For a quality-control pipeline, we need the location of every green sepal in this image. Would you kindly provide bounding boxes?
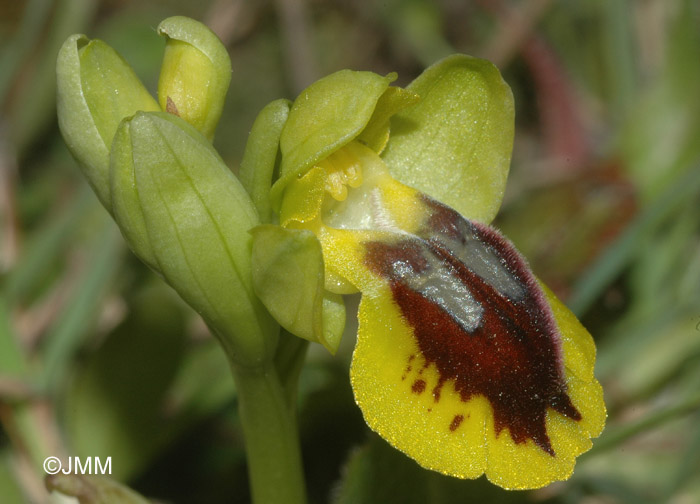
[381,54,514,224]
[123,111,278,366]
[56,35,159,210]
[251,225,345,354]
[109,120,158,271]
[270,70,396,208]
[157,16,232,141]
[239,99,292,223]
[357,86,420,154]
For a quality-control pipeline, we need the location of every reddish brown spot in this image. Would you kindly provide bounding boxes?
[402,357,415,381]
[450,415,464,432]
[166,96,180,116]
[412,379,426,394]
[364,197,581,456]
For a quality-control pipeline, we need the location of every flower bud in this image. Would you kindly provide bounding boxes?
[56,35,159,210]
[157,16,231,141]
[110,111,277,365]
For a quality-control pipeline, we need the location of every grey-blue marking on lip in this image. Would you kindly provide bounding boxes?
[394,248,484,333]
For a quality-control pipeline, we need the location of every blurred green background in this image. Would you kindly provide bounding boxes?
[1,0,699,502]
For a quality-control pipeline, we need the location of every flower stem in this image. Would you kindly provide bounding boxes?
[231,362,307,504]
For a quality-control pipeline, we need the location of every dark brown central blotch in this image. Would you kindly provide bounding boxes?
[363,198,581,456]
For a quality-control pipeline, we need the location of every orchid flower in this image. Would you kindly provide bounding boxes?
[253,55,606,490]
[56,12,605,496]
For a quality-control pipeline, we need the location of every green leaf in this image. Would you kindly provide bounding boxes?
[251,225,345,354]
[381,54,514,224]
[157,16,232,141]
[125,111,277,365]
[270,70,396,208]
[56,35,159,209]
[239,98,291,223]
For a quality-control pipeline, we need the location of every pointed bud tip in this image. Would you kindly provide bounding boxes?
[156,16,231,140]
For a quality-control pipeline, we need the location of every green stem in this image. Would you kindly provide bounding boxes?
[231,363,307,504]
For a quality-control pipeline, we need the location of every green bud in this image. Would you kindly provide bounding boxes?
[111,111,277,365]
[56,34,159,210]
[251,225,345,354]
[157,16,231,141]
